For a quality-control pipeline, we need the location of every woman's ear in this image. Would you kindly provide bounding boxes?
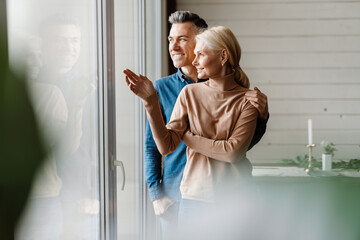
[220,49,229,66]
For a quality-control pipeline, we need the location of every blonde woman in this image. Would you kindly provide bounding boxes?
[124,26,259,222]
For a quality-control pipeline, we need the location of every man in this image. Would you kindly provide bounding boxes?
[17,14,98,240]
[144,11,269,238]
[38,14,99,240]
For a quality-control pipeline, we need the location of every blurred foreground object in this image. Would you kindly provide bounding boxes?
[0,3,46,239]
[176,175,360,240]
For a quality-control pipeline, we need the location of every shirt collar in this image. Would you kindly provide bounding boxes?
[207,72,238,91]
[177,68,192,83]
[176,68,208,83]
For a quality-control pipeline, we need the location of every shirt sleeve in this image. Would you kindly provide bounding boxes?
[144,117,164,201]
[144,82,166,201]
[248,113,269,151]
[143,87,188,156]
[182,101,258,163]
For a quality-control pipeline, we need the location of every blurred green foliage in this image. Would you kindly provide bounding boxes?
[0,6,47,239]
[281,154,321,169]
[281,155,360,171]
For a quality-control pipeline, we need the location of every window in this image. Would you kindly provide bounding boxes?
[8,0,101,239]
[7,0,164,239]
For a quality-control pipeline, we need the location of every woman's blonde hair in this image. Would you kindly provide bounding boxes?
[195,26,249,88]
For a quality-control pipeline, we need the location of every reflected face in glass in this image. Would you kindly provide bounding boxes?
[26,39,43,81]
[168,22,197,69]
[44,24,81,72]
[192,39,222,79]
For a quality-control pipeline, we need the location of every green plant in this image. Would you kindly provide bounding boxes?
[332,159,360,170]
[320,140,337,157]
[280,154,321,168]
[280,156,360,171]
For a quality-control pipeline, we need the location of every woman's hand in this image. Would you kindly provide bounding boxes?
[123,68,156,100]
[245,86,269,120]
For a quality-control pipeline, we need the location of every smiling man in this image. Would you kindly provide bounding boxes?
[144,11,269,239]
[168,21,198,81]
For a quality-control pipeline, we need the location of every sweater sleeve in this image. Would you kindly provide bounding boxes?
[182,101,258,163]
[143,88,189,155]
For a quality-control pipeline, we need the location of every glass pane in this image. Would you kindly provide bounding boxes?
[114,1,141,239]
[7,1,101,239]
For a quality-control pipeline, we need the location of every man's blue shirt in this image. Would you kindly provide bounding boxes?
[144,69,197,202]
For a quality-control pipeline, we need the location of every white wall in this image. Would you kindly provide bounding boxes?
[177,0,360,163]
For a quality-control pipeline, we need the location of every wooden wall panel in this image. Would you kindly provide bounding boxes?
[242,52,360,68]
[178,3,360,20]
[259,130,360,145]
[267,115,360,130]
[239,36,360,52]
[254,84,360,99]
[248,69,360,84]
[179,0,357,3]
[205,20,360,36]
[269,100,360,115]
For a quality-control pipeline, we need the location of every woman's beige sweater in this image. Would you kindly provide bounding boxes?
[143,73,258,202]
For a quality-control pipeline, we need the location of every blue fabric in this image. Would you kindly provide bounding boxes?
[144,69,198,202]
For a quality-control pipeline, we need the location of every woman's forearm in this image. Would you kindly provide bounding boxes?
[183,131,247,162]
[183,104,258,162]
[143,94,182,155]
[123,68,182,155]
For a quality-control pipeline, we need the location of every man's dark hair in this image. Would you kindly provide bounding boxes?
[39,13,80,38]
[168,11,208,32]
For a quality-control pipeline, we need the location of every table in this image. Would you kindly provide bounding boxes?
[248,166,360,240]
[253,166,360,178]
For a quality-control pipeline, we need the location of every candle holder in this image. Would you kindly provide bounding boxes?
[305,144,316,173]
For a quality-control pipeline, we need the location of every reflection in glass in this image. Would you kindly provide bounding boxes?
[8,1,100,239]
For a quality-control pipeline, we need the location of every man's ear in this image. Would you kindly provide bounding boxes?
[220,49,229,66]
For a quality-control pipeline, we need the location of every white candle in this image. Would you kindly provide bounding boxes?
[308,119,313,145]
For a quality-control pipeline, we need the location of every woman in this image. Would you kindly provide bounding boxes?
[124,25,258,211]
